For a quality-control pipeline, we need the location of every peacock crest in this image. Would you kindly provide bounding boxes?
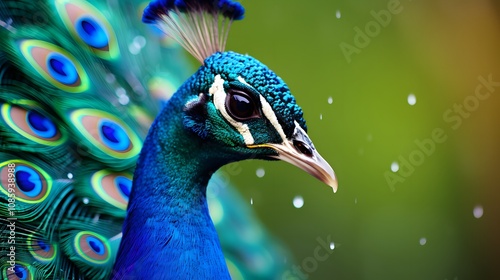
[143,0,245,63]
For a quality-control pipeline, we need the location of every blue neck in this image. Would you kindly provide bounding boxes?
[112,93,230,279]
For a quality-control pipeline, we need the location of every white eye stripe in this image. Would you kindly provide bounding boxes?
[210,75,255,145]
[237,76,250,86]
[238,76,288,144]
[259,95,288,144]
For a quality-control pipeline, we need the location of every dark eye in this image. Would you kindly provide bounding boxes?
[225,89,260,121]
[293,140,313,157]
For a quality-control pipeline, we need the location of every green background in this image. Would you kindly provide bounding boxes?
[223,0,500,279]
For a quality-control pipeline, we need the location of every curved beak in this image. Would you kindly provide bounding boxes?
[248,122,338,192]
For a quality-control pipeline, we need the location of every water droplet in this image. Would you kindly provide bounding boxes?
[67,173,73,179]
[115,87,126,96]
[335,10,341,19]
[419,237,427,246]
[128,43,141,55]
[327,97,333,104]
[293,196,304,208]
[105,73,116,83]
[473,205,483,218]
[407,93,416,106]
[354,198,358,204]
[118,95,130,105]
[391,162,399,172]
[256,168,265,178]
[330,242,335,250]
[319,114,323,120]
[133,36,147,48]
[82,198,89,204]
[250,198,253,205]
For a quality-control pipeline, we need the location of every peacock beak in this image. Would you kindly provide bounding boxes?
[248,122,338,192]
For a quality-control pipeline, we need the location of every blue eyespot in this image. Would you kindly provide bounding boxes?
[14,264,27,280]
[86,236,105,255]
[115,176,132,198]
[15,166,42,197]
[76,16,109,49]
[99,120,130,152]
[37,239,50,252]
[47,53,78,85]
[26,110,57,138]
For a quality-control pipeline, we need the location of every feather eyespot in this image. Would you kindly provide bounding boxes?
[19,40,89,93]
[1,103,65,146]
[56,0,119,59]
[2,263,33,280]
[74,231,111,265]
[225,89,261,121]
[99,120,130,152]
[70,109,142,160]
[91,169,133,211]
[28,235,58,263]
[76,17,108,49]
[0,160,52,204]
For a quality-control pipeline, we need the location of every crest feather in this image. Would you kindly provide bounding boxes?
[143,0,245,63]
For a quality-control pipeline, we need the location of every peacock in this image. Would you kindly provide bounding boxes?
[0,0,337,279]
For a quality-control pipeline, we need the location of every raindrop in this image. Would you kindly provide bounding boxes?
[115,87,126,96]
[293,196,304,208]
[319,114,323,120]
[105,73,116,83]
[391,162,399,172]
[473,205,483,219]
[419,237,427,246]
[330,242,335,250]
[256,168,265,178]
[250,198,253,205]
[133,35,147,48]
[67,173,73,179]
[354,198,358,204]
[82,198,89,204]
[128,43,141,55]
[327,97,333,104]
[407,93,416,106]
[118,95,130,105]
[335,10,341,19]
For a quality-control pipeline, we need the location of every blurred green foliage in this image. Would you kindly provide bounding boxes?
[224,0,500,279]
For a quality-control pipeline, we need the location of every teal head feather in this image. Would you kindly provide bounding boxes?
[182,51,309,160]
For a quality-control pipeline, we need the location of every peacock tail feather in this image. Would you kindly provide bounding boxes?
[0,0,290,279]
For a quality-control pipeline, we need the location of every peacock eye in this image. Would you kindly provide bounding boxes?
[225,89,260,121]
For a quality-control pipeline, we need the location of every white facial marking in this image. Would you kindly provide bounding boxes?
[211,75,255,145]
[259,95,288,144]
[237,76,250,86]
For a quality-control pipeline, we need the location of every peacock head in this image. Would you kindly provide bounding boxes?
[144,0,337,191]
[182,51,337,191]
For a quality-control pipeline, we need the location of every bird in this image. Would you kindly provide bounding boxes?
[0,0,337,279]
